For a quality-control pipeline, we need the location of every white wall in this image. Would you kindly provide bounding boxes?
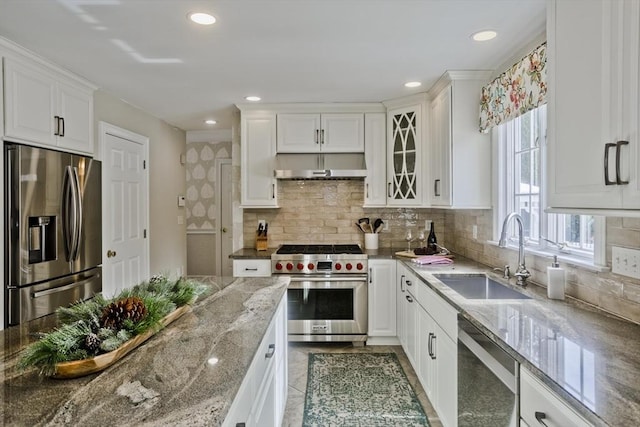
[93,90,187,277]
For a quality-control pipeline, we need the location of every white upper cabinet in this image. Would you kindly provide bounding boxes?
[428,72,492,209]
[385,97,426,207]
[276,113,364,153]
[363,113,387,207]
[3,56,94,155]
[241,112,278,208]
[547,0,640,212]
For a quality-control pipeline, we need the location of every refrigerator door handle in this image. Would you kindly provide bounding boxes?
[31,274,97,298]
[71,166,83,261]
[62,166,78,262]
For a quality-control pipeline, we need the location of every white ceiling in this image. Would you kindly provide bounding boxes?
[0,0,546,132]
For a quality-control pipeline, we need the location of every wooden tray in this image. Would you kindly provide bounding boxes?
[52,305,191,379]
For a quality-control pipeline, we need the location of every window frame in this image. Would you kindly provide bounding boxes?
[493,105,606,267]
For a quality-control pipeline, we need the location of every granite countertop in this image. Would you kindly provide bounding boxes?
[229,248,275,259]
[401,258,640,427]
[1,275,289,427]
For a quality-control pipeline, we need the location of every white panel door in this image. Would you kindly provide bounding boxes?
[102,131,148,297]
[219,160,233,277]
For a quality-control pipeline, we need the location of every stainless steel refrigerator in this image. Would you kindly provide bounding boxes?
[4,143,102,326]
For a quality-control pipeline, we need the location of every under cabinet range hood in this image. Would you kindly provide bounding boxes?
[274,153,367,179]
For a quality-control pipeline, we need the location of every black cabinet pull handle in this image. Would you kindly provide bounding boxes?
[244,267,258,271]
[405,295,413,303]
[604,142,617,185]
[430,334,437,360]
[315,129,319,144]
[387,182,392,198]
[427,332,433,356]
[406,279,412,286]
[59,117,65,137]
[265,343,275,359]
[534,411,549,427]
[54,116,60,136]
[320,129,325,144]
[400,275,405,292]
[434,179,441,196]
[369,268,372,284]
[615,140,629,185]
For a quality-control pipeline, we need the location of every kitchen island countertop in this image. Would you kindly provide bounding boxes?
[1,275,288,426]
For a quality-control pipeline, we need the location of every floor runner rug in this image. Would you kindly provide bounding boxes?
[303,352,430,427]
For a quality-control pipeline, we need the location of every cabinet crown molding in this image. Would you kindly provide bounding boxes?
[427,70,493,98]
[0,36,98,90]
[235,102,385,114]
[382,92,428,109]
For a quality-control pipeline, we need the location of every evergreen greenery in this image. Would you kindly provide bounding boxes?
[18,275,207,376]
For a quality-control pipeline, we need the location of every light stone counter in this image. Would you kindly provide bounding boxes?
[1,275,288,426]
[402,258,640,427]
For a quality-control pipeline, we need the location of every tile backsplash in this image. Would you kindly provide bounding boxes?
[243,180,640,324]
[243,180,444,250]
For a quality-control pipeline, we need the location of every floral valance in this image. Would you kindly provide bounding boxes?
[479,42,547,133]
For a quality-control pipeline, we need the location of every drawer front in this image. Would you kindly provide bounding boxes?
[233,260,271,277]
[416,280,457,340]
[251,318,277,396]
[520,368,592,427]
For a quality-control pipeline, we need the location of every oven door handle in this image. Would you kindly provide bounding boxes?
[288,275,368,283]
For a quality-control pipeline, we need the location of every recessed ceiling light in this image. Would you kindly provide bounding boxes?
[245,96,261,102]
[205,119,217,125]
[404,81,422,88]
[471,30,497,42]
[188,12,216,25]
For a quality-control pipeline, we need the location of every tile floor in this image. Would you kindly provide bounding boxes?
[282,342,443,427]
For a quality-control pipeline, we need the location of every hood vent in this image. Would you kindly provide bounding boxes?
[274,153,367,179]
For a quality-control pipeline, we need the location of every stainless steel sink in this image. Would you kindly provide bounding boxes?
[433,274,531,300]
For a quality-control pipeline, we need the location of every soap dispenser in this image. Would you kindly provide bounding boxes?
[547,255,566,300]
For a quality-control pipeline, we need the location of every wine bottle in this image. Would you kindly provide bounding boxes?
[427,222,437,251]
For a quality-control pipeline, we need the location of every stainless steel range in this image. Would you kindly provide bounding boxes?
[271,244,368,344]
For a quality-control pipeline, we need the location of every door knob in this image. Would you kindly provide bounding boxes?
[107,250,117,258]
[221,227,227,233]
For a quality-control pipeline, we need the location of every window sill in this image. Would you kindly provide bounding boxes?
[486,240,610,273]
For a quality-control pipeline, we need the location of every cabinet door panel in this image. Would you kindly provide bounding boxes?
[548,0,620,208]
[321,113,364,152]
[4,58,57,145]
[368,260,396,337]
[276,113,320,153]
[364,113,387,206]
[241,115,278,207]
[387,105,423,206]
[57,81,93,154]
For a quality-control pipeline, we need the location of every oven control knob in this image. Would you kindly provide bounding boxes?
[356,263,364,270]
[335,263,342,270]
[286,263,294,271]
[308,263,315,270]
[275,262,283,271]
[346,263,353,270]
[297,263,304,270]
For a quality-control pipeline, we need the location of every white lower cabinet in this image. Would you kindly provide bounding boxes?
[367,259,397,339]
[520,367,593,427]
[223,294,287,427]
[415,286,458,427]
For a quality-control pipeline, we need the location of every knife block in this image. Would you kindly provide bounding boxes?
[255,233,268,251]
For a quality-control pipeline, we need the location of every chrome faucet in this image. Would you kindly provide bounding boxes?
[498,212,531,286]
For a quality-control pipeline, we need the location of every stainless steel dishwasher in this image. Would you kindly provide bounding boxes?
[458,318,519,427]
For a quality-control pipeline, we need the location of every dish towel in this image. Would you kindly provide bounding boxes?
[411,256,453,265]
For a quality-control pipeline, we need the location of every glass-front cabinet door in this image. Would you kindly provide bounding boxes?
[387,104,423,206]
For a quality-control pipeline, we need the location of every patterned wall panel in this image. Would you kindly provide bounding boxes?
[185,141,231,230]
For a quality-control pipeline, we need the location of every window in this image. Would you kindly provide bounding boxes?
[496,104,600,261]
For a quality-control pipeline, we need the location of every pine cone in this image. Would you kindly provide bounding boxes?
[100,297,148,329]
[84,333,102,353]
